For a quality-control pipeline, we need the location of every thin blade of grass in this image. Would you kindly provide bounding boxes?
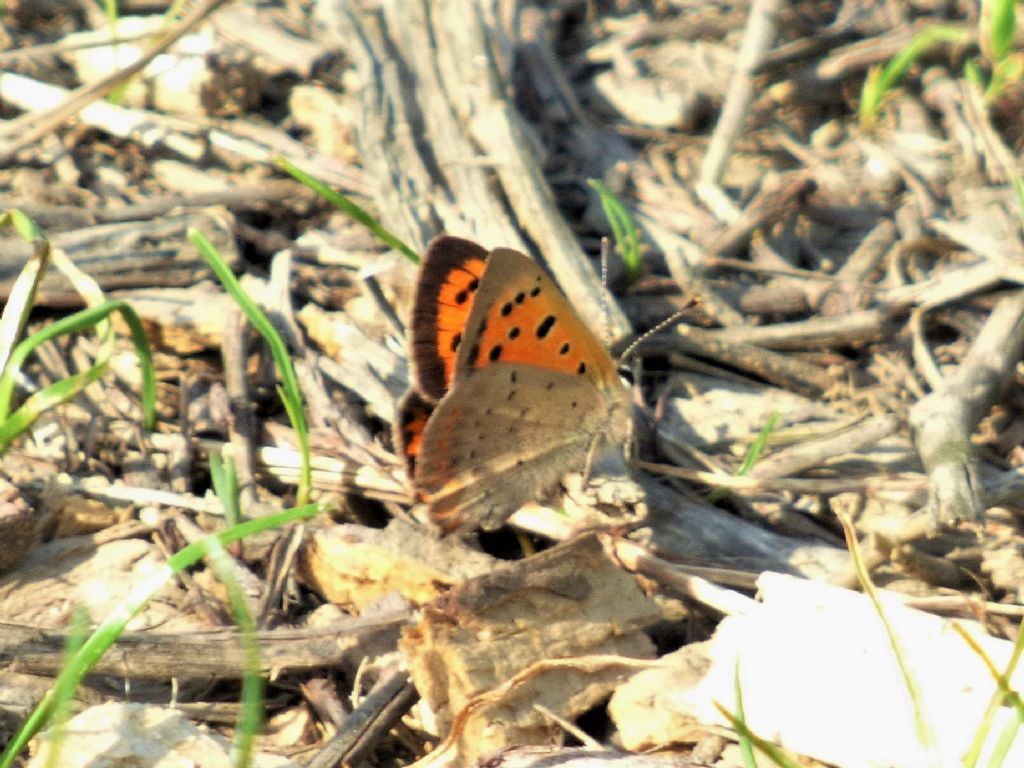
[0,299,156,431]
[0,213,50,374]
[0,501,323,768]
[715,703,803,768]
[736,410,780,475]
[189,228,311,505]
[3,209,43,241]
[1014,176,1024,223]
[100,0,131,105]
[210,452,240,527]
[985,714,1023,768]
[957,620,1024,767]
[196,534,262,768]
[206,446,258,766]
[0,359,110,451]
[708,410,780,502]
[279,388,310,476]
[274,156,419,264]
[836,510,937,756]
[733,660,758,768]
[5,242,157,440]
[984,0,1017,62]
[41,608,89,768]
[965,58,986,89]
[587,178,643,282]
[987,52,1024,102]
[860,25,970,126]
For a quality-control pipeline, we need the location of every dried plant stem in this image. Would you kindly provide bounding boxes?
[699,0,782,188]
[909,289,1024,523]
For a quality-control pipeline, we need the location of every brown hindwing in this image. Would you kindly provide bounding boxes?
[394,389,435,481]
[415,365,607,534]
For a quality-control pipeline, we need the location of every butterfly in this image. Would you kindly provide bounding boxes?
[394,236,632,535]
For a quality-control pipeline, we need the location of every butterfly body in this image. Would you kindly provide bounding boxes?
[397,236,631,534]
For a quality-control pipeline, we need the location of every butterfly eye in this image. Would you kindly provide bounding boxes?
[617,364,635,387]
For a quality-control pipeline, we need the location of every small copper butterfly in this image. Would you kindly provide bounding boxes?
[395,235,632,535]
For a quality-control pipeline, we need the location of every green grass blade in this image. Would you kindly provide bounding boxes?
[987,52,1024,101]
[279,383,310,477]
[0,359,110,451]
[274,156,419,264]
[860,25,971,127]
[42,608,89,768]
[859,65,887,127]
[587,178,643,282]
[960,619,1024,767]
[984,0,1017,63]
[1,209,42,241]
[0,502,323,768]
[100,0,135,106]
[210,452,240,527]
[836,510,937,755]
[0,213,50,375]
[102,0,119,27]
[0,299,156,437]
[708,410,780,502]
[985,713,1022,767]
[733,660,758,768]
[116,304,157,431]
[715,703,802,768]
[736,410,780,476]
[1014,176,1024,224]
[188,229,311,505]
[965,58,987,90]
[195,534,262,768]
[206,442,260,766]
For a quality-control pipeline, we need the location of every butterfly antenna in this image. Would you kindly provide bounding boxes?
[599,236,613,344]
[615,306,692,367]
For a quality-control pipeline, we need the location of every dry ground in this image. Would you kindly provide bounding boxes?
[1,1,1024,766]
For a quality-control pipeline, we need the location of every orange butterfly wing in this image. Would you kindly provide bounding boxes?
[451,248,621,387]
